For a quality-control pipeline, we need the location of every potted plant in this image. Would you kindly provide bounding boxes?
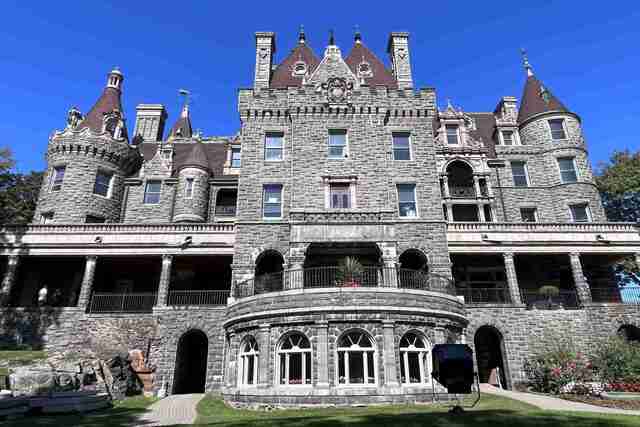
[336,257,363,287]
[538,285,560,309]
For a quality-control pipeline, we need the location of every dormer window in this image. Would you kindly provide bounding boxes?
[501,130,514,145]
[445,125,460,145]
[293,61,307,76]
[105,117,118,136]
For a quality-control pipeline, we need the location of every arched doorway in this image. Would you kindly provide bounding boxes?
[618,324,640,342]
[474,326,508,388]
[173,329,208,394]
[254,250,285,293]
[398,249,429,289]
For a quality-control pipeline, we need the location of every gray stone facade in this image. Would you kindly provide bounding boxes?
[1,29,639,405]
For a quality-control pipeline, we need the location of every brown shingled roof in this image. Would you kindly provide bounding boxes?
[344,41,397,89]
[518,75,568,124]
[270,42,320,88]
[77,86,127,137]
[141,142,227,176]
[179,142,210,171]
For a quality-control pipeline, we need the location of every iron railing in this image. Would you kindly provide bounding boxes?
[457,287,510,304]
[234,267,455,298]
[521,289,580,310]
[591,286,640,304]
[214,205,237,217]
[167,290,230,306]
[88,292,157,313]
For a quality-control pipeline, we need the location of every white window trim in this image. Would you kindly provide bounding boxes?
[444,123,462,146]
[510,161,530,187]
[262,184,283,220]
[392,132,412,161]
[323,177,357,209]
[49,165,66,192]
[396,183,419,219]
[264,132,285,162]
[399,333,432,386]
[328,129,349,160]
[276,334,313,387]
[498,128,520,146]
[238,337,259,388]
[230,145,242,168]
[335,332,378,387]
[548,117,568,141]
[93,169,114,199]
[143,180,162,205]
[185,177,195,199]
[557,156,579,184]
[569,203,591,223]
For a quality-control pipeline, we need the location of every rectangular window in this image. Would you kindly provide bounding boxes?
[397,184,417,217]
[570,204,590,223]
[520,207,538,222]
[50,166,66,191]
[502,130,514,145]
[265,133,283,161]
[185,178,194,198]
[328,129,347,159]
[392,132,411,160]
[231,146,241,167]
[483,205,493,222]
[40,212,54,224]
[446,125,459,145]
[558,157,578,183]
[511,161,529,187]
[143,181,161,204]
[549,119,566,140]
[263,184,282,218]
[85,215,105,224]
[329,184,351,209]
[93,170,113,197]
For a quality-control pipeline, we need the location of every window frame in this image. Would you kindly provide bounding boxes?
[510,161,530,187]
[238,336,259,387]
[277,333,312,387]
[262,184,283,219]
[143,180,162,204]
[184,177,195,199]
[328,129,348,159]
[40,211,54,224]
[93,169,114,198]
[499,129,518,146]
[445,124,460,146]
[569,203,591,223]
[520,207,538,223]
[557,157,579,184]
[50,165,66,192]
[264,132,284,162]
[397,183,418,218]
[392,132,411,161]
[231,146,241,168]
[399,332,431,386]
[548,118,567,141]
[335,330,377,387]
[329,183,352,209]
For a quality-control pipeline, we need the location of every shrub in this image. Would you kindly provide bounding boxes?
[591,336,640,385]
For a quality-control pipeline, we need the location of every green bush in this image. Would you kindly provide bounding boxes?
[591,336,640,385]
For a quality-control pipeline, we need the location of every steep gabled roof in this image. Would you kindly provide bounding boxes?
[517,74,568,124]
[344,40,397,89]
[168,105,193,139]
[270,42,321,88]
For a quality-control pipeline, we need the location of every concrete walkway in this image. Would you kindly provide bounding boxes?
[481,384,640,416]
[137,393,204,426]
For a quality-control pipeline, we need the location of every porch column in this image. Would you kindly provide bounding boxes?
[441,175,450,198]
[257,324,270,387]
[155,254,173,307]
[77,255,98,310]
[226,331,238,387]
[382,320,399,387]
[315,320,330,387]
[485,177,494,197]
[0,255,20,306]
[503,253,522,304]
[473,175,482,197]
[382,257,398,288]
[209,186,220,222]
[445,203,453,222]
[570,252,591,305]
[478,203,486,222]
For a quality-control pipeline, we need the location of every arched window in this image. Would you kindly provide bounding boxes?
[238,336,259,386]
[277,333,311,385]
[399,332,431,385]
[336,330,376,385]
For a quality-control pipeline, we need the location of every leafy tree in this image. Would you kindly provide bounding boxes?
[0,147,14,173]
[0,146,43,225]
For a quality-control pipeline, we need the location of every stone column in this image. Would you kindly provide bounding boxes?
[441,175,450,198]
[315,321,330,388]
[570,252,591,305]
[478,203,486,222]
[382,257,398,288]
[155,255,173,307]
[226,332,237,388]
[382,321,399,387]
[445,203,453,222]
[503,253,522,304]
[77,255,98,310]
[484,177,494,197]
[473,175,482,198]
[0,255,20,306]
[257,324,270,387]
[209,186,220,222]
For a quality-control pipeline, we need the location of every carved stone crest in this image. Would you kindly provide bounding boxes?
[321,77,353,104]
[66,106,83,129]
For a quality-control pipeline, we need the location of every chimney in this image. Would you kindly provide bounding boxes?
[254,32,276,90]
[134,104,167,142]
[387,32,413,89]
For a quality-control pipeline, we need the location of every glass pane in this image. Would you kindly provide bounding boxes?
[329,130,346,146]
[397,184,416,203]
[521,208,537,222]
[399,202,417,217]
[264,203,281,218]
[338,352,345,384]
[502,131,513,145]
[329,146,344,158]
[280,354,286,384]
[289,353,302,384]
[265,148,282,161]
[400,352,406,383]
[408,352,420,383]
[446,125,459,145]
[265,134,283,148]
[367,352,375,384]
[572,206,589,222]
[350,351,364,384]
[561,170,577,183]
[305,353,311,384]
[146,182,161,193]
[393,148,410,160]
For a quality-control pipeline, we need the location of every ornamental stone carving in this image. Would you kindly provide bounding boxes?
[321,77,353,104]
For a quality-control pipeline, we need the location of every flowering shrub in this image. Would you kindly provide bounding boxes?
[524,349,594,394]
[591,336,640,386]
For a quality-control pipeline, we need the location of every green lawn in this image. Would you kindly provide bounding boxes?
[0,350,47,375]
[194,394,640,427]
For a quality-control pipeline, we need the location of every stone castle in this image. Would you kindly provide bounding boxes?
[1,28,639,404]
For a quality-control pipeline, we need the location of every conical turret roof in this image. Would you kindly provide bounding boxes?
[517,54,569,124]
[179,141,209,171]
[77,68,128,138]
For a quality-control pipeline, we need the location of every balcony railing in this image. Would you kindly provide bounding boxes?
[591,286,640,304]
[457,287,510,304]
[214,205,237,217]
[234,267,455,298]
[167,290,230,306]
[449,186,476,198]
[521,289,580,310]
[88,292,157,313]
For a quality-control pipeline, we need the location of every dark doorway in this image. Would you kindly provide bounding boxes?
[474,325,508,388]
[173,329,208,394]
[254,250,285,294]
[618,324,640,343]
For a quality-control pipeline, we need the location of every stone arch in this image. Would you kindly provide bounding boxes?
[442,157,475,175]
[275,330,313,386]
[618,324,640,342]
[474,325,509,389]
[398,248,429,271]
[254,249,286,275]
[446,160,475,193]
[172,329,208,394]
[254,249,285,293]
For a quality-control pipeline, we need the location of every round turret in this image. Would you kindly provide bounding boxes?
[172,143,210,222]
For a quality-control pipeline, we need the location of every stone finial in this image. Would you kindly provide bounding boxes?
[329,29,335,46]
[298,25,305,43]
[521,48,534,77]
[354,25,362,43]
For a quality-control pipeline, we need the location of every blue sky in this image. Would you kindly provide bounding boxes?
[1,1,639,172]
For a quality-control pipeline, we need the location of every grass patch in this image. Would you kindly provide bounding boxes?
[7,395,158,427]
[195,394,640,427]
[0,350,47,365]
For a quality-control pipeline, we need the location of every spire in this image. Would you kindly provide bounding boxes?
[354,25,362,43]
[298,25,305,44]
[329,29,335,46]
[168,90,193,139]
[517,53,569,124]
[521,48,533,77]
[76,67,127,138]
